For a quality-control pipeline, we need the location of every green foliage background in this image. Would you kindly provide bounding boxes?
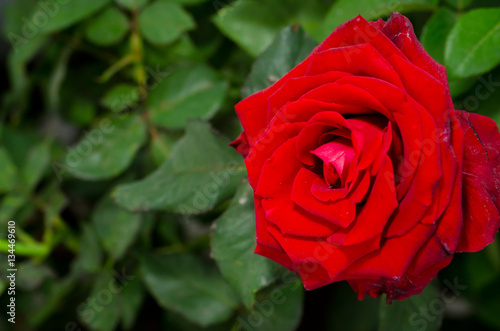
[1,0,500,330]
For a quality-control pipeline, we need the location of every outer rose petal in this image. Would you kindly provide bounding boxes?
[343,223,435,281]
[229,132,250,157]
[457,111,500,252]
[379,13,449,88]
[235,54,314,145]
[245,123,304,188]
[317,15,404,60]
[267,225,381,289]
[255,243,294,271]
[255,196,286,252]
[305,44,404,89]
[267,72,352,118]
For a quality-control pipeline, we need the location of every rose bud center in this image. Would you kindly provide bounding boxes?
[312,137,355,190]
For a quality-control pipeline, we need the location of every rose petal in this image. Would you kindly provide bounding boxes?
[346,115,388,170]
[234,55,314,144]
[269,98,372,128]
[457,111,500,252]
[311,137,355,186]
[388,54,451,127]
[256,138,337,237]
[295,111,348,166]
[246,123,304,188]
[292,168,371,227]
[379,12,449,88]
[255,243,294,271]
[306,44,404,89]
[300,82,393,120]
[267,226,380,285]
[255,196,286,251]
[229,132,250,157]
[344,223,435,279]
[267,71,352,120]
[332,155,398,246]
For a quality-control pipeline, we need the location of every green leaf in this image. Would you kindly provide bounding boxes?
[161,0,210,5]
[64,114,147,180]
[0,148,17,193]
[92,195,142,260]
[473,72,500,126]
[22,139,51,191]
[144,34,204,66]
[13,198,37,227]
[68,98,97,126]
[119,274,145,329]
[135,212,156,248]
[213,0,327,56]
[40,183,68,228]
[29,275,77,327]
[444,0,474,10]
[475,278,500,329]
[82,272,121,331]
[148,65,227,129]
[156,214,182,244]
[463,245,500,292]
[116,0,148,10]
[85,7,129,46]
[3,1,47,113]
[6,35,46,109]
[71,223,103,273]
[0,279,6,297]
[0,195,27,228]
[101,84,140,113]
[327,282,379,331]
[113,121,245,213]
[485,237,500,273]
[445,8,500,78]
[4,0,47,61]
[242,25,317,98]
[141,253,239,327]
[17,261,54,290]
[420,8,456,65]
[0,124,39,169]
[3,0,37,39]
[46,43,74,113]
[41,0,113,33]
[6,32,46,65]
[138,1,195,45]
[150,132,181,166]
[449,77,476,98]
[378,282,442,331]
[212,180,278,308]
[162,311,234,331]
[212,1,287,57]
[236,280,304,331]
[320,0,439,40]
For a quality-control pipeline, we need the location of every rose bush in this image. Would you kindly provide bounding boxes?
[231,12,500,301]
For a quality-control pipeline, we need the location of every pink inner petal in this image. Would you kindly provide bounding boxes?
[312,137,355,188]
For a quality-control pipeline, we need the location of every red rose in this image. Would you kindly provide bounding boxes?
[230,12,500,301]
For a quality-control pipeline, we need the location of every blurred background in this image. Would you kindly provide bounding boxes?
[1,0,500,330]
